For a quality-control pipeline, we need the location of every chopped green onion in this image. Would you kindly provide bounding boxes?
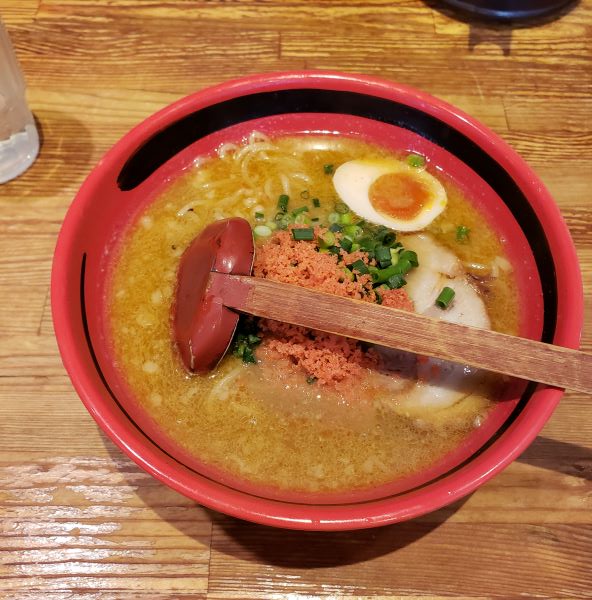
[253,225,272,237]
[232,331,261,364]
[382,232,397,246]
[375,291,383,304]
[372,260,412,283]
[265,221,278,230]
[393,258,412,275]
[328,245,341,255]
[456,225,470,242]
[390,248,400,264]
[242,346,256,364]
[276,213,294,230]
[323,164,334,175]
[340,212,353,225]
[339,237,353,252]
[328,212,340,224]
[342,267,354,281]
[254,211,265,220]
[407,153,426,168]
[359,238,375,251]
[292,205,309,216]
[371,267,392,283]
[294,213,310,225]
[329,223,342,233]
[436,286,455,309]
[351,242,360,252]
[300,190,310,200]
[292,227,315,241]
[349,259,369,275]
[375,225,389,238]
[375,245,392,268]
[399,250,419,267]
[306,375,318,384]
[343,224,363,240]
[335,202,349,214]
[312,198,321,208]
[387,274,406,289]
[318,230,336,248]
[277,194,289,212]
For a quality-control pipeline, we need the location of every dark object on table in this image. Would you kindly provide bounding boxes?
[440,0,575,21]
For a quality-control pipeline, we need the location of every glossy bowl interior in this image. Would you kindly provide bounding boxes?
[52,71,583,530]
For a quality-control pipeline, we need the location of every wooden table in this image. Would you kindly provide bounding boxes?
[1,1,591,597]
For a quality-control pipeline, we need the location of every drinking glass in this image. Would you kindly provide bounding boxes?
[0,18,39,184]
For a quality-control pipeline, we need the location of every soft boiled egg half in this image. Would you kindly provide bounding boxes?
[332,158,447,231]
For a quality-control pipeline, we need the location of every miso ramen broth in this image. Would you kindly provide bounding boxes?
[108,133,519,495]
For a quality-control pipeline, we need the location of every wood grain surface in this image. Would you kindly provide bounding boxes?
[0,0,591,598]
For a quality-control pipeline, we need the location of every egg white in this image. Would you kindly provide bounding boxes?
[332,159,447,232]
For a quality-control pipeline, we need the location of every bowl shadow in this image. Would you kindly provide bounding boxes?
[102,429,465,566]
[517,435,592,481]
[206,498,468,568]
[101,427,592,566]
[204,433,592,565]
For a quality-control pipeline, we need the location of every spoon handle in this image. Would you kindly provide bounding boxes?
[209,271,592,394]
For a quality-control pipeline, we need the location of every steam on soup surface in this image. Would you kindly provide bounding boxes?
[108,132,519,495]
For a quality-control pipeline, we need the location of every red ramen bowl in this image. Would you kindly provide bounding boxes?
[52,72,583,530]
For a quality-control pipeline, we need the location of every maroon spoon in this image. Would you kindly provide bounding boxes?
[173,218,592,393]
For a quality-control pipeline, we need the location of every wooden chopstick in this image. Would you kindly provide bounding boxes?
[209,271,592,394]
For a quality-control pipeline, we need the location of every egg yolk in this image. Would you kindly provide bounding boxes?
[369,172,430,221]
